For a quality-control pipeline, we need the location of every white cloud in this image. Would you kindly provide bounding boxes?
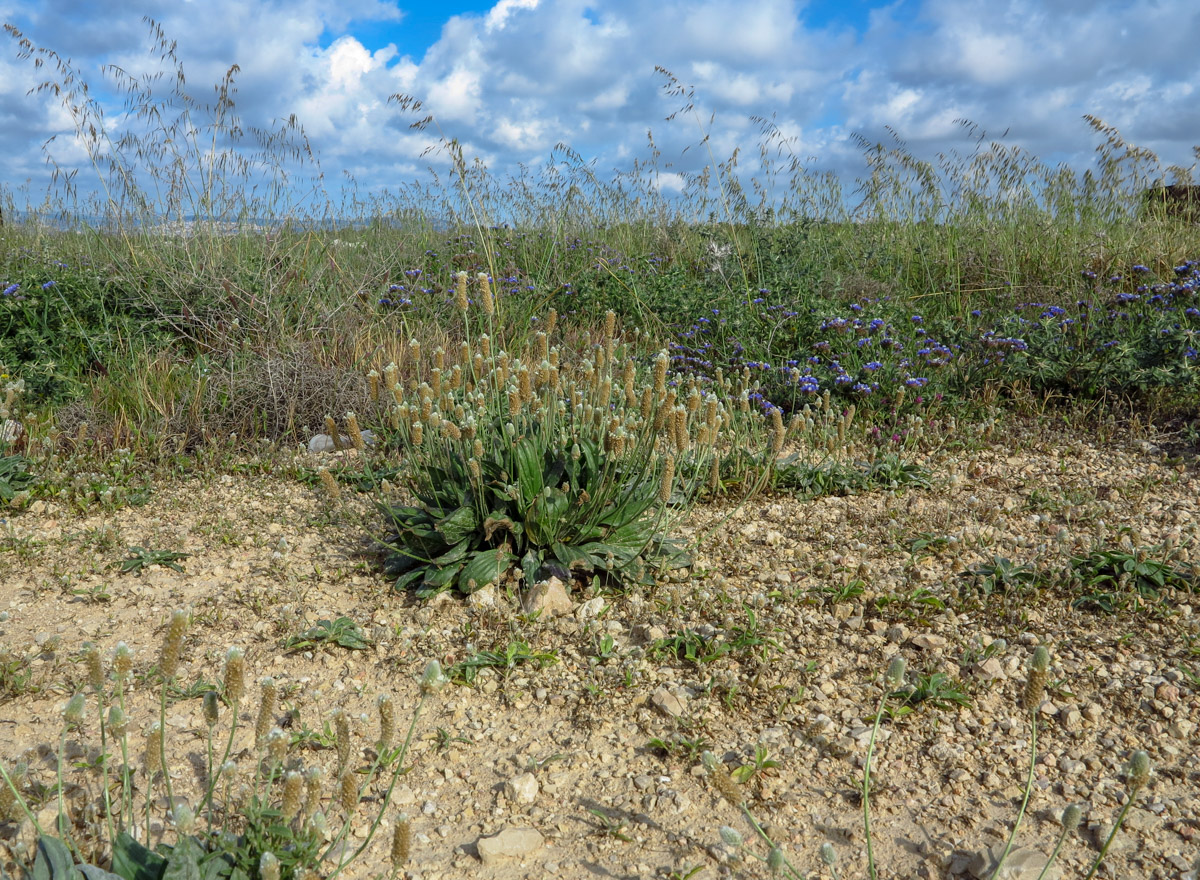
[2,0,1199,214]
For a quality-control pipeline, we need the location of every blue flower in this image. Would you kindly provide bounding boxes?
[904,377,929,387]
[2,284,19,296]
[864,361,882,371]
[41,281,56,290]
[911,314,923,323]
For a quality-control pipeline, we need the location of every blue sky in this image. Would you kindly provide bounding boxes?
[1,0,1197,219]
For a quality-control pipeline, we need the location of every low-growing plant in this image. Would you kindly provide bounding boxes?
[446,638,558,685]
[117,546,190,575]
[282,617,372,653]
[1068,544,1196,614]
[885,671,971,718]
[961,555,1041,598]
[648,628,726,666]
[0,612,448,880]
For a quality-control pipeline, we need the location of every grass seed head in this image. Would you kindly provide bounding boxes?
[333,708,352,773]
[259,852,280,880]
[144,722,163,775]
[303,766,323,817]
[255,677,278,748]
[377,693,395,750]
[339,771,358,814]
[202,691,220,726]
[108,705,128,738]
[477,272,494,316]
[1022,645,1050,713]
[281,770,303,821]
[112,642,133,681]
[1127,750,1151,791]
[885,655,907,687]
[391,815,411,867]
[223,647,246,704]
[1062,803,1082,831]
[454,271,469,311]
[158,609,188,680]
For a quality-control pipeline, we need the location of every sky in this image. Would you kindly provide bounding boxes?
[1,0,1198,220]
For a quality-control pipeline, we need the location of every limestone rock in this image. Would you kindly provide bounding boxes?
[476,825,544,865]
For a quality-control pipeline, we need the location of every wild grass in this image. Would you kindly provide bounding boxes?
[1,19,1199,880]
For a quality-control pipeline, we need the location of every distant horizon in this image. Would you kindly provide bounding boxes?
[3,0,1198,222]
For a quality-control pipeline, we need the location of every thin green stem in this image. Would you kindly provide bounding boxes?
[1082,790,1141,880]
[988,710,1039,880]
[862,683,890,880]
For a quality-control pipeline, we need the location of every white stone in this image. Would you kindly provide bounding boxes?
[476,826,544,865]
[651,686,687,718]
[576,596,607,621]
[522,576,573,617]
[504,772,539,804]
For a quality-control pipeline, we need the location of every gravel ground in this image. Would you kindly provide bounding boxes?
[1,415,1198,880]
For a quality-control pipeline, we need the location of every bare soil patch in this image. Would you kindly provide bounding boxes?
[1,421,1198,880]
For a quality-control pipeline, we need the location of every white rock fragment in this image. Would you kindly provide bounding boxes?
[476,826,544,865]
[522,576,573,617]
[504,772,539,805]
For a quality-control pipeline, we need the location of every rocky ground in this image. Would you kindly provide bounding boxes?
[0,414,1198,880]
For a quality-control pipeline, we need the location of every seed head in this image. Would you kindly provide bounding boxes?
[267,727,288,765]
[1126,750,1151,791]
[477,272,494,316]
[158,609,188,680]
[62,693,86,727]
[454,271,469,311]
[108,705,128,738]
[333,708,352,774]
[767,846,785,874]
[718,826,743,848]
[318,467,341,500]
[377,693,395,751]
[820,842,837,867]
[700,751,742,807]
[391,815,411,867]
[339,771,358,814]
[346,412,364,451]
[202,691,220,727]
[303,765,324,817]
[223,647,246,705]
[1061,803,1082,831]
[259,852,280,880]
[145,722,163,775]
[323,415,341,450]
[84,643,104,693]
[172,803,196,835]
[1022,646,1050,713]
[420,659,448,694]
[885,655,907,687]
[658,454,675,504]
[255,677,277,749]
[112,642,133,681]
[281,771,303,822]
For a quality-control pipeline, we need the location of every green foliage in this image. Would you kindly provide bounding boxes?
[730,745,781,785]
[1069,545,1195,613]
[646,734,711,762]
[960,555,1040,598]
[282,617,372,653]
[117,547,190,575]
[446,639,558,685]
[648,629,726,665]
[0,448,34,504]
[886,672,971,718]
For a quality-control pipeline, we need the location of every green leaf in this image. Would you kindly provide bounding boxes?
[436,506,480,545]
[34,836,79,880]
[112,832,167,880]
[162,837,205,880]
[513,438,545,504]
[78,866,126,880]
[422,561,463,589]
[459,548,514,593]
[433,538,473,566]
[392,568,427,593]
[551,542,594,572]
